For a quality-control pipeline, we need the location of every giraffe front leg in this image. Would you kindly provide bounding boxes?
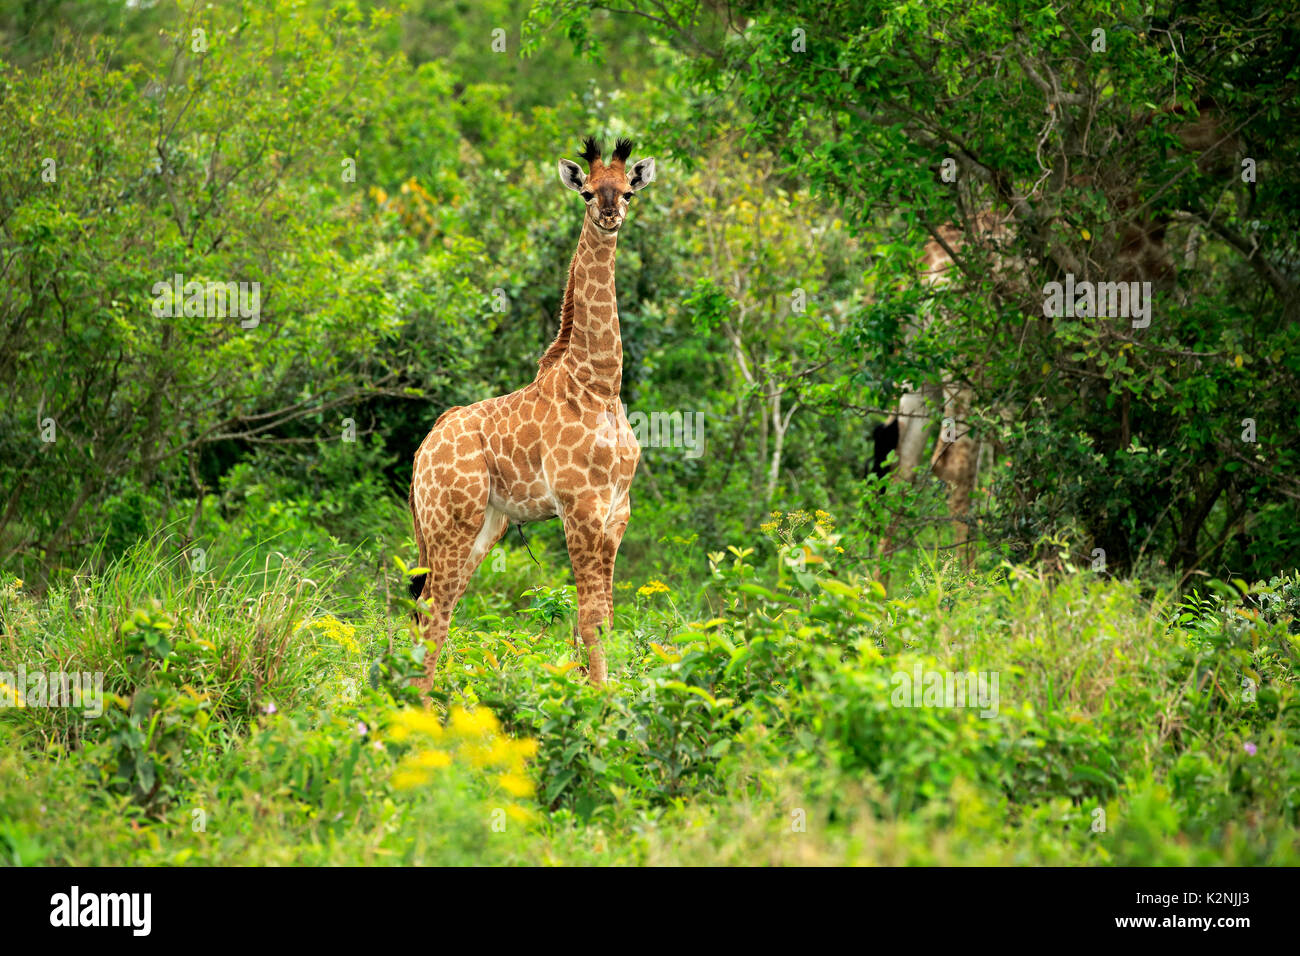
[598,496,631,631]
[562,501,612,684]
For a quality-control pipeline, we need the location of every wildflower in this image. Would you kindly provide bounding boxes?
[304,614,362,655]
[1244,742,1257,757]
[497,772,535,798]
[760,521,778,534]
[637,579,671,597]
[392,769,429,790]
[505,804,536,823]
[411,749,452,769]
[468,736,537,771]
[262,702,277,715]
[450,705,500,737]
[388,707,445,741]
[0,680,24,708]
[356,722,368,737]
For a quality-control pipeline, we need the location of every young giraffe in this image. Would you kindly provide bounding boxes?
[408,136,656,689]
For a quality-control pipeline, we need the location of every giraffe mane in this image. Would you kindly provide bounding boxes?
[537,251,578,373]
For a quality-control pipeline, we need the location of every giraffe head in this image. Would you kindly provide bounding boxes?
[557,136,656,234]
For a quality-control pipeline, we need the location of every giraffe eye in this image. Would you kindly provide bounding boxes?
[623,192,634,201]
[580,191,594,202]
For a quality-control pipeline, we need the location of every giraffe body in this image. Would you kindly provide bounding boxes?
[409,137,655,689]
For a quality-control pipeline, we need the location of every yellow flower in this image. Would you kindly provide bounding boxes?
[515,737,539,759]
[387,701,537,796]
[505,803,537,823]
[411,749,452,769]
[637,579,671,597]
[392,769,430,790]
[300,614,361,655]
[388,707,445,740]
[497,772,535,798]
[0,681,24,708]
[466,733,537,774]
[387,725,410,743]
[450,705,500,737]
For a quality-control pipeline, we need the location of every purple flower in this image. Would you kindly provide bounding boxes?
[356,722,368,736]
[262,702,277,715]
[1244,742,1257,757]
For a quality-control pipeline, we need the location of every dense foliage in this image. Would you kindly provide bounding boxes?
[533,0,1300,577]
[3,531,1298,864]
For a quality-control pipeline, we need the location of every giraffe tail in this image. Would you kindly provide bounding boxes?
[869,417,899,479]
[408,477,428,610]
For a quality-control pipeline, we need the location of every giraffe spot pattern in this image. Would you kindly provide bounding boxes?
[408,198,643,691]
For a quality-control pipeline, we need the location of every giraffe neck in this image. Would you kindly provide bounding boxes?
[538,214,622,400]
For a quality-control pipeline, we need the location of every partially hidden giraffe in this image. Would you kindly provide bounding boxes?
[407,136,656,689]
[870,102,1239,566]
[872,206,1167,565]
[871,212,1011,567]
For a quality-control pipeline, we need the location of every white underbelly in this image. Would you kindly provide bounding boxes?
[488,487,557,524]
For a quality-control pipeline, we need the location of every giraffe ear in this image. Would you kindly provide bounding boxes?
[627,157,656,192]
[558,159,586,192]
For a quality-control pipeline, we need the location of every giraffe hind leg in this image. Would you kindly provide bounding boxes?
[409,422,503,692]
[412,502,508,693]
[408,481,429,604]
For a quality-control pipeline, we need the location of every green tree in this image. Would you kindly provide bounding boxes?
[530,0,1300,577]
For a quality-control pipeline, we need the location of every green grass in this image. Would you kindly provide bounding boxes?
[1,510,1297,866]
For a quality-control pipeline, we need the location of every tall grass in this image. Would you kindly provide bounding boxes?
[1,513,1296,865]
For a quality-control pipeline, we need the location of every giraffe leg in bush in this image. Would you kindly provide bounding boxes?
[409,432,508,693]
[597,495,631,633]
[563,499,615,685]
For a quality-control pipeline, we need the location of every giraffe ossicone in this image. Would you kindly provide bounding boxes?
[408,136,657,691]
